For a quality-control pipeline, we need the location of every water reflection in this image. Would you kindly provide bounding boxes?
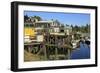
[70,42,90,59]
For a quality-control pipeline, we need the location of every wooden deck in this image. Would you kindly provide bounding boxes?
[24,42,72,61]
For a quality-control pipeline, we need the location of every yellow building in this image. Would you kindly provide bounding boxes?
[24,27,35,36]
[24,27,36,43]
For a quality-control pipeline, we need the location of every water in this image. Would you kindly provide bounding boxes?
[70,42,90,59]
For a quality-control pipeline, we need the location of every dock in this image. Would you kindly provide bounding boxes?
[24,33,73,61]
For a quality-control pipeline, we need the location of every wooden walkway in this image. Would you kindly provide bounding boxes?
[24,42,72,60]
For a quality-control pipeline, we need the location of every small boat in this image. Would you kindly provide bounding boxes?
[71,40,80,49]
[79,39,85,44]
[85,40,90,45]
[71,40,77,49]
[72,43,77,49]
[85,37,90,45]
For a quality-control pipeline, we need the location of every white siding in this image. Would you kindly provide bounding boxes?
[24,36,31,43]
[37,35,44,42]
[54,28,59,32]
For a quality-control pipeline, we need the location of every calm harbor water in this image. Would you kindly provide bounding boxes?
[70,42,90,59]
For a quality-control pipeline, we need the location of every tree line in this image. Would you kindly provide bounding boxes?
[71,24,90,33]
